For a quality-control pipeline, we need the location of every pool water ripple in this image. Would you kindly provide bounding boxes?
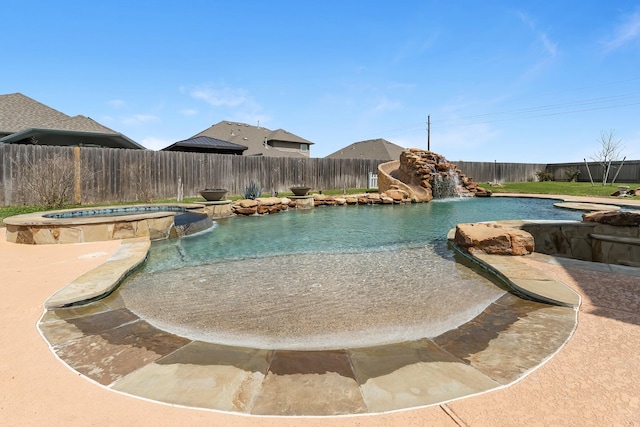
[120,247,506,349]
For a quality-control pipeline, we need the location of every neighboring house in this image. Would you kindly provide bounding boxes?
[325,138,406,161]
[0,93,144,149]
[161,135,247,155]
[193,121,314,157]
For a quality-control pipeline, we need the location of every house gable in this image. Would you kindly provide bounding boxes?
[194,121,314,157]
[326,138,406,160]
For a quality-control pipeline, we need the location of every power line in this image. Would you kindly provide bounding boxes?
[358,75,640,141]
[433,93,640,125]
[432,100,640,129]
[371,93,640,139]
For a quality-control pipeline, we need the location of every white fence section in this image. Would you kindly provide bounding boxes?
[368,171,378,189]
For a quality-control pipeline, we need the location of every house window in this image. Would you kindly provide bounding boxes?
[300,144,308,152]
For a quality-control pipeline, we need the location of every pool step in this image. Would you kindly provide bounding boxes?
[172,212,213,237]
[45,238,150,309]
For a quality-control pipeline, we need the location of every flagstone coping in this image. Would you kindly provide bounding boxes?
[554,202,621,211]
[44,237,150,309]
[37,224,583,416]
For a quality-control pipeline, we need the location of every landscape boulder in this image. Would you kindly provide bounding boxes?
[384,189,410,202]
[454,223,534,255]
[582,211,640,226]
[236,199,259,208]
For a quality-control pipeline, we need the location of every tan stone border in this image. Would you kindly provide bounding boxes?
[45,237,151,309]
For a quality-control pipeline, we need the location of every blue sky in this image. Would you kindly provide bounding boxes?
[2,1,639,162]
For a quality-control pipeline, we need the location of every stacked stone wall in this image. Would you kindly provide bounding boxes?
[230,192,414,216]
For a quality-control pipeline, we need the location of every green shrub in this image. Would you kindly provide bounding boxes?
[535,171,553,182]
[563,167,580,182]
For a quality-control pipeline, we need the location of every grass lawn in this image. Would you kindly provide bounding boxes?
[480,181,640,199]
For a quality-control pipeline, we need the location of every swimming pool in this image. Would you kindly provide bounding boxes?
[117,197,582,350]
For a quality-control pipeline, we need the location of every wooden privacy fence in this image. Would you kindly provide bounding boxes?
[0,145,383,206]
[455,160,640,184]
[455,161,546,183]
[3,144,638,206]
[545,160,640,184]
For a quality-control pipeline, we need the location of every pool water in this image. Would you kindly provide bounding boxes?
[118,197,582,350]
[44,205,187,218]
[142,197,581,271]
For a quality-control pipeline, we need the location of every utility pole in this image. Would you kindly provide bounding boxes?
[427,115,431,151]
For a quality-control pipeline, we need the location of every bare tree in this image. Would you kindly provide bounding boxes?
[590,129,623,185]
[121,160,155,203]
[15,153,76,207]
[14,151,97,207]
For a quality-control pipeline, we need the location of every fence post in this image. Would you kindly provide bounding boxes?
[610,156,627,186]
[74,146,82,204]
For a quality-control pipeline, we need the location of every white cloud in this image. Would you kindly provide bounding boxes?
[189,85,250,107]
[602,10,640,52]
[184,84,266,125]
[370,97,402,115]
[109,99,126,109]
[387,82,416,93]
[539,32,558,57]
[421,32,439,51]
[235,112,271,128]
[392,31,439,63]
[517,11,558,58]
[180,108,198,116]
[517,11,535,29]
[141,136,171,151]
[122,114,160,125]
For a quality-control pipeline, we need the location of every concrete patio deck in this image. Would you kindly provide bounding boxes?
[1,195,639,426]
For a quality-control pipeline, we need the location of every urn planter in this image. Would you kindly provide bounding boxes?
[617,186,629,197]
[290,186,311,196]
[200,189,228,201]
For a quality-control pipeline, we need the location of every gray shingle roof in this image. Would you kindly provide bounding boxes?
[0,92,145,149]
[268,128,313,145]
[49,115,119,133]
[162,136,248,152]
[0,93,70,134]
[194,121,314,158]
[325,138,406,160]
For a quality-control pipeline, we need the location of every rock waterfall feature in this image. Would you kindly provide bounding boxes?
[378,149,491,202]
